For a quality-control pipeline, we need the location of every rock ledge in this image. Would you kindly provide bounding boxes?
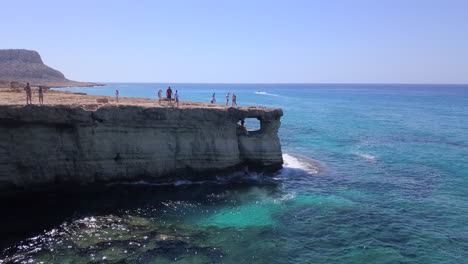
[0,103,283,190]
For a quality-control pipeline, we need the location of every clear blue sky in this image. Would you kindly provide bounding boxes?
[2,0,468,84]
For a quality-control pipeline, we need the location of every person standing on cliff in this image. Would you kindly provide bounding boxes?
[157,89,162,105]
[174,90,180,107]
[166,86,173,104]
[24,83,32,105]
[38,86,44,105]
[115,89,119,103]
[232,93,237,107]
[211,93,216,104]
[226,93,230,106]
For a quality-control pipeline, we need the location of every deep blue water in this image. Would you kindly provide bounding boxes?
[1,83,468,263]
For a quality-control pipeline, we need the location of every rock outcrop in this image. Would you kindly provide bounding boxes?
[0,49,100,87]
[0,104,283,190]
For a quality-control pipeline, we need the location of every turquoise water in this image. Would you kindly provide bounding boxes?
[1,83,468,263]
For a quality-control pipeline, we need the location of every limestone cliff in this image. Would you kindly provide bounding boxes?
[0,104,283,189]
[0,49,100,87]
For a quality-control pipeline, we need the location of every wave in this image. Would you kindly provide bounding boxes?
[273,192,296,204]
[355,153,377,160]
[282,153,322,174]
[254,91,279,96]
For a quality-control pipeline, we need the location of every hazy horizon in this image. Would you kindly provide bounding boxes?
[94,81,468,85]
[2,0,468,84]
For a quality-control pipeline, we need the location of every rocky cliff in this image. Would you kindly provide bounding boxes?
[0,104,283,190]
[0,49,100,87]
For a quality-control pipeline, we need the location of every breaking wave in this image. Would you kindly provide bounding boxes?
[282,153,322,174]
[254,91,279,96]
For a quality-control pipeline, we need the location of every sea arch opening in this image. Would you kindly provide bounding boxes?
[237,117,262,136]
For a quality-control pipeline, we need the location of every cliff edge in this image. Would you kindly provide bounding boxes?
[0,103,283,190]
[0,49,100,87]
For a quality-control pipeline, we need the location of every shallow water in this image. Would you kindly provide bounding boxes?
[2,83,468,263]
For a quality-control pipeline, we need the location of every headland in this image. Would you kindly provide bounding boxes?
[0,49,101,87]
[0,89,283,192]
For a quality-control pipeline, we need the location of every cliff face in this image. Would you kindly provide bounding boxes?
[0,105,283,189]
[0,49,99,87]
[0,49,44,64]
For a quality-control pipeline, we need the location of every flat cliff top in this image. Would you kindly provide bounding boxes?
[0,88,282,117]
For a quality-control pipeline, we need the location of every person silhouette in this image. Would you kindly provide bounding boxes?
[24,83,32,105]
[211,93,216,104]
[166,86,173,104]
[174,90,180,107]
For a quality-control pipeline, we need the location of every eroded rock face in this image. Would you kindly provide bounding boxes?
[0,49,44,64]
[0,105,283,189]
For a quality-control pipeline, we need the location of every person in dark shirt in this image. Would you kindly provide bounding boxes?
[166,86,173,104]
[232,93,237,106]
[24,83,32,105]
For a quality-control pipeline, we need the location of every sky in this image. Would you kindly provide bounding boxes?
[1,0,468,84]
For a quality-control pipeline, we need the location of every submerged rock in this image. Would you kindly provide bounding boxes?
[0,215,224,264]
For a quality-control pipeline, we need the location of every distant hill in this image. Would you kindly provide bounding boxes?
[0,49,101,87]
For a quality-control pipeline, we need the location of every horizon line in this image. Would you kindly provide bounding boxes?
[89,81,468,86]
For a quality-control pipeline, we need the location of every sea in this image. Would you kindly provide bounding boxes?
[1,83,468,263]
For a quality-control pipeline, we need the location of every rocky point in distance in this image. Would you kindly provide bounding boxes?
[0,49,101,88]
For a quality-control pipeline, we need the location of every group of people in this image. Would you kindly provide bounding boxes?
[154,87,239,107]
[25,84,237,108]
[157,86,180,107]
[24,83,44,105]
[114,86,180,106]
[211,92,237,106]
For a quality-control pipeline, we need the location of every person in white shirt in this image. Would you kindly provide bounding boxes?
[226,93,230,105]
[175,90,180,107]
[157,89,162,105]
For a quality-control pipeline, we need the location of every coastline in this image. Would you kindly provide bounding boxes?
[47,82,105,88]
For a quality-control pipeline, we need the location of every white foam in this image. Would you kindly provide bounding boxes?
[273,192,296,204]
[254,91,279,96]
[283,153,305,169]
[356,153,376,160]
[282,153,320,174]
